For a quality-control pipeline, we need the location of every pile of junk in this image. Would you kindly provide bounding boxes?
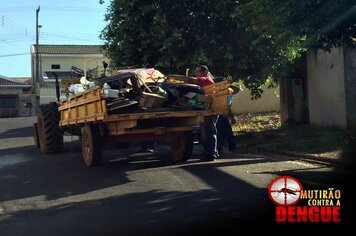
[67,68,212,114]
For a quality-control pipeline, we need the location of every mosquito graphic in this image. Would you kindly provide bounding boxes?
[272,187,300,199]
[279,187,298,195]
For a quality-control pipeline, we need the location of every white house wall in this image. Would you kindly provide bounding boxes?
[307,48,347,128]
[40,87,58,104]
[230,85,280,114]
[344,48,356,129]
[41,55,109,77]
[37,55,109,104]
[18,94,36,117]
[0,87,23,95]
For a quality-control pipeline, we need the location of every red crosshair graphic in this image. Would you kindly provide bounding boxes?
[268,176,303,206]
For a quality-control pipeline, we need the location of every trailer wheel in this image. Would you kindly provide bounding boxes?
[37,104,63,153]
[33,123,40,149]
[82,124,103,167]
[170,131,193,162]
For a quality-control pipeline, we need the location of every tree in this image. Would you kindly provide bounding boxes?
[239,0,355,77]
[100,0,244,73]
[100,0,355,97]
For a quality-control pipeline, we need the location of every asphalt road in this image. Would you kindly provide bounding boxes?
[0,117,354,235]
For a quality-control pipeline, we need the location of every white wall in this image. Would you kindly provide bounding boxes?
[0,87,23,95]
[41,56,109,78]
[307,48,347,128]
[231,85,280,114]
[38,55,109,104]
[18,94,36,116]
[40,87,57,104]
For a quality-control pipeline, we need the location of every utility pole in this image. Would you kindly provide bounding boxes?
[35,6,40,109]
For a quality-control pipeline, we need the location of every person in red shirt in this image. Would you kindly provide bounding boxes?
[168,65,219,161]
[194,65,215,87]
[194,65,219,161]
[168,65,214,87]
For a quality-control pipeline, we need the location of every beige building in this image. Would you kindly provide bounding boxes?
[30,44,109,104]
[0,75,34,117]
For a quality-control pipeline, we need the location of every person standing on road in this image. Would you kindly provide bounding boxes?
[168,65,219,161]
[194,65,219,161]
[217,82,241,155]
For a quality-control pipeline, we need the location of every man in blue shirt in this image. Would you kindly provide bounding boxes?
[217,83,241,155]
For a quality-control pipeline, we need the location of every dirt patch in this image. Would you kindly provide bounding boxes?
[232,112,349,160]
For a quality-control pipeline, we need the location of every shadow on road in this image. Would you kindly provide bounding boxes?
[0,141,299,203]
[0,164,275,236]
[1,140,352,234]
[0,126,33,140]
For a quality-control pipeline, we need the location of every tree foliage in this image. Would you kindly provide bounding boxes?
[100,0,355,97]
[240,0,355,79]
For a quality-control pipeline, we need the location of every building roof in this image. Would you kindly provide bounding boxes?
[0,76,31,87]
[13,77,32,84]
[31,44,104,55]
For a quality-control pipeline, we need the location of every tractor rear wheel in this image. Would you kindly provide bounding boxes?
[37,104,63,153]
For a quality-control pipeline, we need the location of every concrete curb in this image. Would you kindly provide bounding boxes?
[255,148,354,169]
